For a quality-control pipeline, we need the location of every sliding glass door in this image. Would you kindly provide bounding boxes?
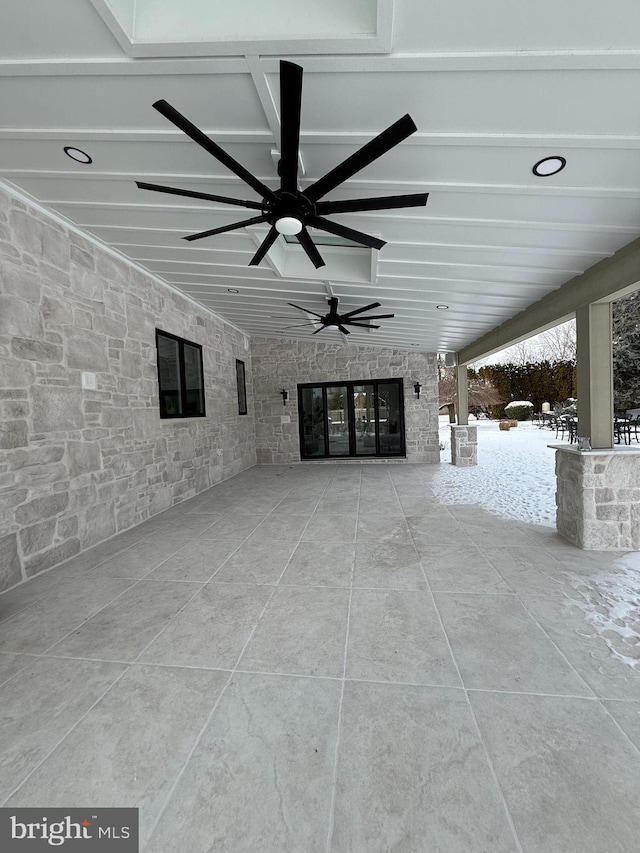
[298,379,405,459]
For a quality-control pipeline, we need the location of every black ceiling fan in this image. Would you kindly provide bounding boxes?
[275,297,394,336]
[136,60,428,269]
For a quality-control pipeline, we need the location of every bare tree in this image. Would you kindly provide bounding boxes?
[538,320,576,363]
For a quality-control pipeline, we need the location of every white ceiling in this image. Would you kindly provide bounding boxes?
[2,0,640,352]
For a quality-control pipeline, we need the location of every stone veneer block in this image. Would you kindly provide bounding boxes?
[450,425,478,467]
[555,446,640,549]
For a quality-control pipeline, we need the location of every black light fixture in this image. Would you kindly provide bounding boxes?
[414,382,422,399]
[280,389,288,405]
[532,156,566,177]
[63,146,92,164]
[227,287,239,293]
[436,304,449,310]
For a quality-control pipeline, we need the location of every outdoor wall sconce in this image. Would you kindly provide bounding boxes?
[280,389,288,405]
[414,382,422,399]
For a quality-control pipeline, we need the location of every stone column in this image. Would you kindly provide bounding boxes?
[576,302,614,448]
[450,424,477,466]
[555,445,640,549]
[455,363,469,426]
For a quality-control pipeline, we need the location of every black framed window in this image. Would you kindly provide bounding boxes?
[298,379,405,459]
[236,359,248,415]
[156,329,206,418]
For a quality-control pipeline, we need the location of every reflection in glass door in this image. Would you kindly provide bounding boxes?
[327,386,350,456]
[298,379,405,459]
[353,384,376,456]
[300,386,326,457]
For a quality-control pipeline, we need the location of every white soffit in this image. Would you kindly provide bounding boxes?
[89,0,394,58]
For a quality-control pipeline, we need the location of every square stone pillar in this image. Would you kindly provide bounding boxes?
[455,363,468,426]
[555,445,640,549]
[450,425,477,466]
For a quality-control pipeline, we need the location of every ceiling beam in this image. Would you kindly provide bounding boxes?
[458,235,640,363]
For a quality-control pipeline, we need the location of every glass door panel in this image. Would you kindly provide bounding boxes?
[327,386,350,456]
[300,386,326,457]
[353,384,377,456]
[378,382,403,455]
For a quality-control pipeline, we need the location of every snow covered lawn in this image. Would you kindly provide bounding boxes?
[430,415,558,526]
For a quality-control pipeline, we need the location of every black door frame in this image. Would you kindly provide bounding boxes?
[297,378,406,460]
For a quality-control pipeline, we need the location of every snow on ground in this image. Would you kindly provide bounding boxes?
[429,415,558,526]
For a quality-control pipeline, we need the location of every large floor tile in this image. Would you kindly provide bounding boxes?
[139,584,272,669]
[144,538,243,582]
[460,519,536,548]
[0,652,33,687]
[346,589,460,686]
[0,577,136,655]
[90,538,191,579]
[238,586,349,677]
[354,539,426,589]
[280,541,355,588]
[0,657,126,802]
[523,593,640,699]
[603,700,640,751]
[471,691,640,853]
[302,513,358,543]
[199,512,266,539]
[355,516,411,541]
[145,673,341,853]
[46,581,200,662]
[212,537,298,584]
[482,547,584,596]
[0,569,71,622]
[331,681,518,852]
[7,665,228,843]
[421,545,511,593]
[435,593,592,695]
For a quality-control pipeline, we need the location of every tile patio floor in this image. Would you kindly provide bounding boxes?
[1,463,640,852]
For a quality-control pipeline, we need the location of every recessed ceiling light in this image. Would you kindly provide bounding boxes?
[411,343,419,346]
[532,156,566,177]
[436,304,449,310]
[227,288,240,293]
[63,146,92,164]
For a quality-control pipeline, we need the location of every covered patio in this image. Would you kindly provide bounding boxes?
[2,1,640,850]
[2,462,639,851]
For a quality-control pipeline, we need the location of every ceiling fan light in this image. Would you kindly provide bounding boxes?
[275,216,303,235]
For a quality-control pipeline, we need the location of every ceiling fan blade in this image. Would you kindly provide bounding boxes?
[337,324,351,335]
[348,314,395,321]
[296,228,325,269]
[184,214,268,242]
[308,216,385,250]
[279,61,303,194]
[249,226,279,266]
[341,302,381,318]
[287,302,325,319]
[279,322,322,329]
[305,114,417,202]
[344,321,380,329]
[153,99,276,202]
[311,326,325,335]
[316,193,429,215]
[136,181,264,210]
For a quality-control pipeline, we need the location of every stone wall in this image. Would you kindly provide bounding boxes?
[555,446,640,549]
[250,336,439,465]
[0,188,256,592]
